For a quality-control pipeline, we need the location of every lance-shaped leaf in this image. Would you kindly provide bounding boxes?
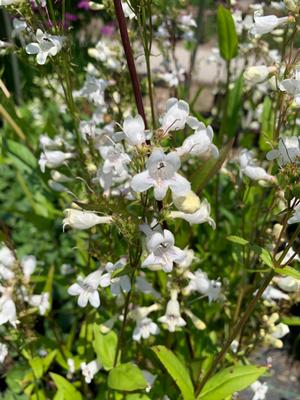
[217,5,238,60]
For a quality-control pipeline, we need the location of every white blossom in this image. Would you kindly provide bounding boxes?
[29,292,50,315]
[244,65,276,84]
[158,292,186,332]
[120,115,146,146]
[250,12,290,36]
[176,123,219,159]
[170,199,215,228]
[274,275,300,292]
[21,255,36,279]
[160,98,190,133]
[143,229,186,273]
[81,360,101,384]
[63,209,113,230]
[0,343,8,363]
[185,270,221,302]
[77,75,108,105]
[68,269,110,308]
[239,150,274,182]
[26,29,64,65]
[39,150,74,173]
[262,285,289,301]
[133,317,160,341]
[251,381,269,400]
[267,136,300,166]
[0,287,19,328]
[131,148,190,201]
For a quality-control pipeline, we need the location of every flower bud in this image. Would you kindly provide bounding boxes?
[172,190,201,213]
[63,209,113,230]
[244,66,276,84]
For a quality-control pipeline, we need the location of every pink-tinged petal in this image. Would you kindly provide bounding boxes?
[168,174,191,195]
[68,283,81,296]
[89,291,100,308]
[26,43,40,55]
[161,259,173,273]
[131,171,153,193]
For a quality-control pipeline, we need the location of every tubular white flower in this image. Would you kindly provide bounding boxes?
[185,270,221,302]
[250,12,290,36]
[176,125,219,159]
[131,148,190,201]
[239,149,274,182]
[244,65,276,84]
[29,292,50,315]
[267,136,300,166]
[39,150,74,173]
[158,292,186,332]
[133,317,160,341]
[68,269,110,308]
[63,209,113,230]
[170,199,216,228]
[160,98,190,132]
[0,288,19,328]
[121,115,146,146]
[21,255,36,280]
[81,360,101,384]
[274,275,300,292]
[143,229,186,273]
[251,381,269,400]
[26,29,64,65]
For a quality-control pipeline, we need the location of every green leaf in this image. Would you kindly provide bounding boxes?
[193,140,233,193]
[29,358,44,379]
[152,345,194,400]
[274,266,300,281]
[6,139,37,170]
[197,365,267,400]
[217,5,238,61]
[108,363,148,392]
[282,316,300,326]
[93,324,118,370]
[249,245,274,268]
[259,97,275,151]
[227,236,249,246]
[50,373,82,400]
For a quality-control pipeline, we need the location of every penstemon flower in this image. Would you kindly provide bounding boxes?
[68,269,111,308]
[63,209,113,230]
[81,360,101,383]
[158,291,186,332]
[131,148,190,201]
[143,229,186,272]
[26,29,64,65]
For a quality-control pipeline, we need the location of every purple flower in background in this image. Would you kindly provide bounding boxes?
[101,23,116,37]
[77,0,90,9]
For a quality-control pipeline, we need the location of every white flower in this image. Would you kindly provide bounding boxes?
[288,203,300,224]
[26,29,64,65]
[0,343,8,363]
[63,209,113,230]
[160,98,190,132]
[120,115,146,146]
[267,136,300,166]
[122,1,135,19]
[39,150,74,173]
[185,270,221,302]
[239,150,274,182]
[251,381,268,400]
[271,322,289,339]
[176,124,219,159]
[142,370,157,392]
[110,275,131,296]
[143,229,186,273]
[0,245,15,267]
[131,148,190,201]
[0,288,19,328]
[133,317,160,341]
[12,18,27,38]
[170,199,216,228]
[68,269,110,308]
[280,66,300,104]
[21,255,36,279]
[274,275,300,292]
[81,360,101,384]
[172,190,201,213]
[244,65,276,84]
[158,292,186,332]
[100,144,131,175]
[177,248,196,270]
[29,292,50,315]
[250,12,290,36]
[262,285,289,301]
[78,75,108,105]
[67,358,75,374]
[0,265,14,281]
